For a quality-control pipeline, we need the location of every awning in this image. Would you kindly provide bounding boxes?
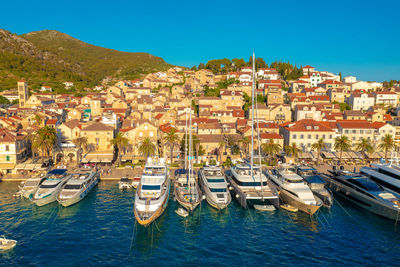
[82,153,113,163]
[0,163,16,170]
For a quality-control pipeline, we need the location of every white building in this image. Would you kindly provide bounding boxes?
[257,68,279,80]
[347,92,375,111]
[239,72,252,82]
[344,76,357,84]
[294,105,323,121]
[309,72,322,87]
[374,91,398,106]
[63,82,74,88]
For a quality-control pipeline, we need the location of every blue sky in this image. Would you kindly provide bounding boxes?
[1,0,399,81]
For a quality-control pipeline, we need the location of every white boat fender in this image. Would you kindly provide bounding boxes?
[236,194,240,198]
[202,195,206,200]
[229,186,233,190]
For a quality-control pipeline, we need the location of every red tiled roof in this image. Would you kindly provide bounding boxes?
[259,133,283,139]
[336,120,373,129]
[283,119,335,132]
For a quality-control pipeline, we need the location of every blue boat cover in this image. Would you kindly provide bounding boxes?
[304,175,325,184]
[48,169,67,175]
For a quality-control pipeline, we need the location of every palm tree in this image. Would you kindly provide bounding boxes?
[162,128,179,165]
[284,143,301,159]
[378,134,396,162]
[355,137,374,160]
[311,138,327,165]
[110,132,129,165]
[73,137,88,163]
[218,140,225,163]
[334,135,351,165]
[33,114,42,127]
[32,126,57,162]
[240,136,250,158]
[261,139,281,165]
[138,137,156,159]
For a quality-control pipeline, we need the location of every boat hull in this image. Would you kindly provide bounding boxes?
[198,172,231,210]
[325,176,400,220]
[134,179,170,227]
[279,190,321,215]
[58,178,99,207]
[32,192,58,207]
[174,181,202,212]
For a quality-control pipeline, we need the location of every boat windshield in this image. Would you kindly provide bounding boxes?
[210,188,226,192]
[142,185,161,191]
[204,170,222,176]
[348,178,383,192]
[299,170,314,176]
[40,183,58,189]
[286,178,303,183]
[143,167,165,176]
[207,178,225,183]
[64,184,82,190]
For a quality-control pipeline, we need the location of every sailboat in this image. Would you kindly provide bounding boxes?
[226,53,280,209]
[174,105,203,212]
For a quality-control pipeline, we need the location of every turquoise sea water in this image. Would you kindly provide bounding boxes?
[1,181,400,266]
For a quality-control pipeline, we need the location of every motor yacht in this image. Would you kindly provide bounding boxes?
[31,169,70,206]
[226,163,279,209]
[57,169,100,207]
[360,164,400,195]
[266,165,322,215]
[324,168,400,220]
[134,158,170,227]
[198,165,231,210]
[295,166,333,208]
[118,177,132,190]
[19,173,46,199]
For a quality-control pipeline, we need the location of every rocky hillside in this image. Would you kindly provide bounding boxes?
[0,29,170,92]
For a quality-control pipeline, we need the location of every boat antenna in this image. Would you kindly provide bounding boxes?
[250,52,255,183]
[254,53,264,199]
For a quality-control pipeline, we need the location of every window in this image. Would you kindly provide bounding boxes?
[329,135,332,139]
[316,135,319,139]
[308,134,311,139]
[300,134,304,139]
[292,134,297,139]
[5,145,9,151]
[322,135,326,139]
[6,155,10,161]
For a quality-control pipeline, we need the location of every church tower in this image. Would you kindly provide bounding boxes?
[18,80,28,108]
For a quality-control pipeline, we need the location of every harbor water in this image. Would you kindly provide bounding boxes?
[1,181,400,266]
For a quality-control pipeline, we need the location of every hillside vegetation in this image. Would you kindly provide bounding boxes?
[0,29,170,92]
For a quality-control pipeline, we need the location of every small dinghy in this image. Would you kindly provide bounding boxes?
[118,177,132,190]
[175,208,189,218]
[254,204,276,211]
[0,236,17,250]
[280,204,298,212]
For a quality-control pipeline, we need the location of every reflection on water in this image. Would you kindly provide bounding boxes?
[1,181,400,266]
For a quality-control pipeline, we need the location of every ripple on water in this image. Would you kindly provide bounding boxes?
[1,182,400,266]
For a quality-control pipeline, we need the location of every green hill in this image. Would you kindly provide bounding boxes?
[0,29,171,92]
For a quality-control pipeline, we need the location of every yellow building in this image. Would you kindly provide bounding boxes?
[18,80,29,108]
[0,129,28,174]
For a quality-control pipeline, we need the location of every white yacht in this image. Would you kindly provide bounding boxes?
[118,177,132,190]
[174,169,203,212]
[198,165,231,210]
[57,169,100,207]
[227,163,279,209]
[266,165,322,215]
[31,169,70,206]
[19,173,46,199]
[360,164,400,195]
[134,158,170,227]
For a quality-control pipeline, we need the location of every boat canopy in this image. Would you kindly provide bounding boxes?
[304,175,325,184]
[48,169,67,175]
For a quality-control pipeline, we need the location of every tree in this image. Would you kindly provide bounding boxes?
[163,128,179,165]
[0,95,10,104]
[284,143,301,159]
[378,134,396,162]
[218,140,225,163]
[355,137,373,160]
[73,137,88,163]
[262,139,281,165]
[311,138,327,165]
[33,114,43,127]
[110,132,129,165]
[32,126,57,162]
[334,136,351,165]
[138,137,156,159]
[232,58,245,71]
[240,136,250,158]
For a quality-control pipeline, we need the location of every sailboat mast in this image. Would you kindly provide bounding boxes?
[185,110,188,170]
[188,103,193,198]
[254,59,264,198]
[250,52,255,179]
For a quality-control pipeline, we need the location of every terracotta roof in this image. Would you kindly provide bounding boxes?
[259,133,283,139]
[283,119,335,132]
[303,65,314,69]
[46,119,58,125]
[336,120,373,129]
[371,122,387,129]
[82,122,113,131]
[63,119,80,130]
